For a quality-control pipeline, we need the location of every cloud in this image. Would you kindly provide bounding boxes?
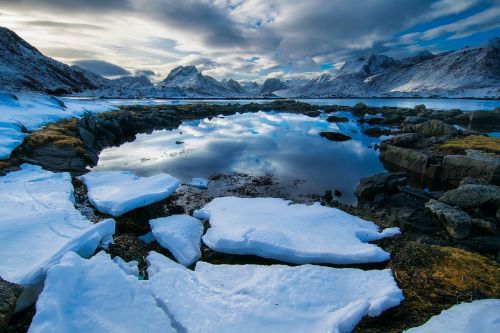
[0,0,131,13]
[135,69,155,77]
[73,60,130,77]
[25,20,103,30]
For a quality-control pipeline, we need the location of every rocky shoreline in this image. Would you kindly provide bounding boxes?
[1,100,500,332]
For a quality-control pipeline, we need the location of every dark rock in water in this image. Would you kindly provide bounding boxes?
[386,133,417,147]
[358,117,384,125]
[412,119,459,137]
[303,110,321,118]
[459,236,500,254]
[175,141,184,145]
[0,277,23,330]
[318,131,352,141]
[334,189,342,197]
[363,127,393,138]
[439,183,500,211]
[355,172,407,200]
[326,115,349,123]
[425,199,471,239]
[323,190,333,203]
[380,144,438,178]
[403,116,427,126]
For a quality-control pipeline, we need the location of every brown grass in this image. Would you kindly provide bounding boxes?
[354,241,500,333]
[437,135,500,154]
[25,119,82,148]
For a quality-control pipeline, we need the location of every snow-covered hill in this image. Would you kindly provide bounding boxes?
[278,39,500,98]
[0,27,108,94]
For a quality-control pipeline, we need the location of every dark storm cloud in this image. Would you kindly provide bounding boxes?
[73,60,130,76]
[146,0,247,48]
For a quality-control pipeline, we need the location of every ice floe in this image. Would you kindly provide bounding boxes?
[404,299,500,333]
[150,215,204,266]
[194,197,400,264]
[80,170,180,216]
[28,252,175,333]
[147,251,404,333]
[0,164,115,310]
[186,177,209,189]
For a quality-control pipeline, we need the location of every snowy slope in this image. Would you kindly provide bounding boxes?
[0,27,107,93]
[279,40,500,98]
[147,252,404,333]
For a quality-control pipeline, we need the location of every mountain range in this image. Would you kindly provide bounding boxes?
[0,26,498,98]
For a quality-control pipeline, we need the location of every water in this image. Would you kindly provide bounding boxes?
[64,97,500,111]
[297,98,500,111]
[94,111,388,205]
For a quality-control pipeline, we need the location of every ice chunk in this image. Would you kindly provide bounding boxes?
[186,177,209,189]
[112,256,140,277]
[139,231,155,244]
[147,251,404,333]
[404,299,500,333]
[0,164,115,310]
[194,197,399,264]
[80,170,180,216]
[29,252,175,333]
[150,215,204,266]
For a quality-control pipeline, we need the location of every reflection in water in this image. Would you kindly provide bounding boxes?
[94,111,388,205]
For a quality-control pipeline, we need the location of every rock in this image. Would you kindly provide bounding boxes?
[334,189,342,197]
[326,115,349,123]
[391,207,439,233]
[425,199,471,239]
[471,219,498,235]
[303,110,321,118]
[107,234,148,264]
[414,104,426,111]
[380,144,439,178]
[412,119,459,137]
[439,184,500,211]
[403,116,427,126]
[441,150,500,186]
[459,236,500,254]
[318,132,352,142]
[363,127,393,138]
[21,144,87,175]
[355,172,407,200]
[0,277,23,330]
[383,133,417,147]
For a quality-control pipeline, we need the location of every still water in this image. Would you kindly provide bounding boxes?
[93,111,388,205]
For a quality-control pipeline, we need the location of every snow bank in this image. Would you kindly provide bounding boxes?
[194,197,399,264]
[0,164,115,310]
[80,170,180,216]
[404,299,500,333]
[29,252,175,333]
[147,251,404,333]
[150,215,204,266]
[0,92,116,159]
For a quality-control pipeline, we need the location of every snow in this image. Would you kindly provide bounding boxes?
[149,215,204,266]
[186,177,209,189]
[112,256,140,277]
[80,170,180,216]
[0,164,115,310]
[28,252,175,333]
[194,197,400,264]
[404,299,500,333]
[147,251,404,333]
[139,231,156,244]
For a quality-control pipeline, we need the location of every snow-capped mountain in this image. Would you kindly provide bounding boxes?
[260,78,289,94]
[110,75,154,89]
[0,27,107,94]
[158,66,234,97]
[279,39,500,98]
[222,79,245,94]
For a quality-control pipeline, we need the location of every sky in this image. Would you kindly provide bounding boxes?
[0,0,499,82]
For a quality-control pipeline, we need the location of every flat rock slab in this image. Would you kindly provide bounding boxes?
[0,165,115,310]
[425,199,471,239]
[147,252,404,333]
[404,299,500,333]
[194,197,400,264]
[150,215,204,266]
[80,170,180,216]
[29,252,175,333]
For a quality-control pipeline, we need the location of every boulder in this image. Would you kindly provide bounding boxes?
[412,119,459,137]
[440,150,500,186]
[425,199,471,239]
[318,132,352,142]
[439,184,500,211]
[380,144,439,178]
[363,127,393,138]
[355,172,407,200]
[0,277,23,330]
[403,116,427,126]
[459,236,500,254]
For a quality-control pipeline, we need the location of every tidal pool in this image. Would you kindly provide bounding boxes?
[93,111,389,204]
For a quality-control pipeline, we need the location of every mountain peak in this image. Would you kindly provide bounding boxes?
[485,37,500,49]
